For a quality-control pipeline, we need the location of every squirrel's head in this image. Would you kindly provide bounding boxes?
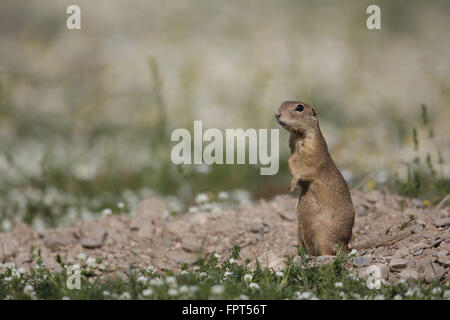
[275,101,318,134]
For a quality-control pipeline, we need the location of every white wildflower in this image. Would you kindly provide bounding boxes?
[275,271,283,277]
[86,257,96,267]
[168,288,178,296]
[179,285,189,293]
[334,282,343,288]
[142,288,153,297]
[239,294,249,300]
[165,276,177,287]
[117,202,125,209]
[243,274,253,282]
[195,193,209,204]
[211,284,225,295]
[249,282,260,290]
[188,206,199,213]
[149,278,164,287]
[137,276,148,283]
[432,287,441,295]
[189,285,199,293]
[119,292,131,300]
[77,253,87,261]
[102,208,112,216]
[218,191,229,200]
[23,285,34,295]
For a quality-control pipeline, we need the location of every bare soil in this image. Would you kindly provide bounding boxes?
[1,191,449,283]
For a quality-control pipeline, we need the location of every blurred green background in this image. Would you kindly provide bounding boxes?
[0,0,449,230]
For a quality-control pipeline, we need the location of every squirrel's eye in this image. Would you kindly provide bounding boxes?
[295,104,304,112]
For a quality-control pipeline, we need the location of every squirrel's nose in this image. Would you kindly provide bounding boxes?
[275,112,281,119]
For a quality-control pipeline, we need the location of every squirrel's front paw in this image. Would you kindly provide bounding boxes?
[289,179,299,192]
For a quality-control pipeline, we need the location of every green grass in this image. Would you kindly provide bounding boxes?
[1,246,449,300]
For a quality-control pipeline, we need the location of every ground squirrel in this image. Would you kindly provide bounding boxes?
[275,101,355,256]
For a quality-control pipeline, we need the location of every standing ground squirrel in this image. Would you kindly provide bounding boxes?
[275,101,355,256]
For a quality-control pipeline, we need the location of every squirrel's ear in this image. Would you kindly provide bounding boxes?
[311,108,317,117]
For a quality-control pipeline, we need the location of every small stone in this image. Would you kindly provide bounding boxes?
[399,268,419,280]
[80,226,107,249]
[395,247,410,258]
[278,211,297,221]
[437,250,449,258]
[411,198,425,208]
[44,234,75,250]
[422,261,445,283]
[356,207,368,216]
[411,224,424,234]
[389,258,409,271]
[182,242,203,253]
[14,252,32,266]
[436,258,450,267]
[0,236,18,262]
[249,222,269,234]
[433,217,450,228]
[432,237,444,247]
[353,256,372,267]
[166,250,199,265]
[365,190,384,203]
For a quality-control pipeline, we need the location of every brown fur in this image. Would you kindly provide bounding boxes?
[275,101,355,256]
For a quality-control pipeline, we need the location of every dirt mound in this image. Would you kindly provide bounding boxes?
[1,191,449,283]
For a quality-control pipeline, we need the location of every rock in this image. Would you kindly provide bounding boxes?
[0,235,18,262]
[365,190,384,203]
[399,268,419,279]
[356,207,368,216]
[436,258,450,267]
[395,247,410,257]
[432,237,445,247]
[353,256,372,267]
[249,222,270,234]
[411,198,425,208]
[80,226,107,249]
[389,258,409,271]
[166,250,199,265]
[411,224,424,234]
[182,242,203,253]
[437,250,449,257]
[44,234,75,250]
[278,211,297,221]
[130,197,167,238]
[422,260,446,283]
[366,264,389,280]
[14,252,32,266]
[433,217,450,228]
[42,255,62,272]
